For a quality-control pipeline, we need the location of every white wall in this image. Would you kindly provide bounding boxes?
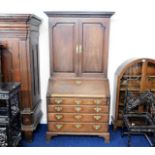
[0,0,155,124]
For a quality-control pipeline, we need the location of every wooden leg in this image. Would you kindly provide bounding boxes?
[104,134,110,143]
[121,121,125,137]
[99,134,110,143]
[23,131,33,142]
[46,132,56,142]
[46,133,52,142]
[113,124,117,131]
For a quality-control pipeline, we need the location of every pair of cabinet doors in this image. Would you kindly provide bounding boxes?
[49,18,110,78]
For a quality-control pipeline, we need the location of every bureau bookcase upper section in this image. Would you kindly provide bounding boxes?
[45,12,114,78]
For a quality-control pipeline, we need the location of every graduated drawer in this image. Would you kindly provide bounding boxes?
[48,122,108,132]
[48,105,109,113]
[48,113,109,123]
[48,97,108,105]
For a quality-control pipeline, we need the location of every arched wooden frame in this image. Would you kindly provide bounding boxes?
[112,58,155,129]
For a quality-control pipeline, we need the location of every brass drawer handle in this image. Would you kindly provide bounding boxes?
[75,124,82,129]
[94,99,101,105]
[75,106,81,112]
[93,125,101,130]
[75,100,81,105]
[54,106,62,112]
[94,115,102,121]
[74,115,82,120]
[55,114,63,120]
[55,98,63,104]
[94,107,102,112]
[56,124,63,129]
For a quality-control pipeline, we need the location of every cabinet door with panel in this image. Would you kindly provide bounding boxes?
[45,12,114,143]
[49,18,79,77]
[0,14,42,141]
[47,12,113,78]
[79,18,110,77]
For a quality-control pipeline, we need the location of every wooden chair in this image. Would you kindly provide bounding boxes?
[121,79,155,146]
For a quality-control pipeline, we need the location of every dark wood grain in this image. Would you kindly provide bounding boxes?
[0,14,42,141]
[113,58,155,129]
[45,11,114,143]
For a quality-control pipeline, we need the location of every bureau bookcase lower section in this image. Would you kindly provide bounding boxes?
[46,120,110,143]
[46,78,110,143]
[46,128,110,143]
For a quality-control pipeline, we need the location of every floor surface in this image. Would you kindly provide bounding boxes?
[21,124,150,147]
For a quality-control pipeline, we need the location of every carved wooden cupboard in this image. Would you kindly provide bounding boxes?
[113,58,155,129]
[45,11,114,143]
[0,14,42,140]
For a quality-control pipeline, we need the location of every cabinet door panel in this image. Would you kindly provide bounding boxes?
[79,18,109,77]
[30,42,40,109]
[1,39,21,82]
[50,19,78,76]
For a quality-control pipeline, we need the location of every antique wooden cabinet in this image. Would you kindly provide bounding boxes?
[113,58,155,129]
[45,11,114,143]
[0,82,21,146]
[0,14,42,140]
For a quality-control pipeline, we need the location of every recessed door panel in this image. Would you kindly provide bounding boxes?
[79,18,109,76]
[82,23,104,73]
[51,21,78,74]
[1,39,21,82]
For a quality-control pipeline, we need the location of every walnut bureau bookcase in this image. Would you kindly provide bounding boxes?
[0,14,42,140]
[45,11,114,143]
[112,58,155,129]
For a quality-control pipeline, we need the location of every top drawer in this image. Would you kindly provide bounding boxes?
[47,97,109,105]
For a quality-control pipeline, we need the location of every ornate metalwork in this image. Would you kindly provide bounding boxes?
[126,91,155,113]
[0,83,21,147]
[0,128,7,147]
[122,88,155,146]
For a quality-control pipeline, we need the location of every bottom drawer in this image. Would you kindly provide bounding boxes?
[48,122,108,133]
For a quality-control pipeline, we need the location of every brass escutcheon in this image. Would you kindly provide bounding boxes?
[75,100,81,105]
[75,80,82,85]
[76,44,79,54]
[75,106,81,112]
[94,99,101,105]
[79,45,82,54]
